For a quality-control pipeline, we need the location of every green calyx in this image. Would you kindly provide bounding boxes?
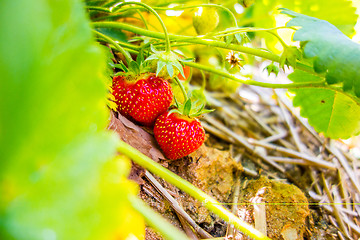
[145,47,187,80]
[264,62,280,76]
[222,28,250,46]
[279,46,302,70]
[113,48,154,81]
[172,98,213,118]
[171,87,213,118]
[114,60,154,81]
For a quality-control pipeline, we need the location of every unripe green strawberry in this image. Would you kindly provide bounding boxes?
[112,74,173,126]
[193,7,219,35]
[154,111,205,160]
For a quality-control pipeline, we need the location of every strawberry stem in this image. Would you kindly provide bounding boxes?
[86,6,111,13]
[183,61,326,89]
[92,7,143,22]
[94,29,326,91]
[110,1,171,53]
[93,30,133,64]
[212,26,292,38]
[268,31,288,48]
[117,140,271,240]
[91,21,315,74]
[136,9,149,30]
[174,76,189,102]
[200,70,207,91]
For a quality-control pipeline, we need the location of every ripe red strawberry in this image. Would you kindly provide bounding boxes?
[177,64,191,81]
[154,111,205,160]
[112,74,173,126]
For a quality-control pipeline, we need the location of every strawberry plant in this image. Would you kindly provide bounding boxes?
[92,0,360,140]
[2,0,360,240]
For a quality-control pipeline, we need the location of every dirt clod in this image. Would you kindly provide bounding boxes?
[238,176,310,240]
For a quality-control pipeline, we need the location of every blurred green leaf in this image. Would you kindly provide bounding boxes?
[0,0,144,239]
[252,0,357,52]
[95,28,128,42]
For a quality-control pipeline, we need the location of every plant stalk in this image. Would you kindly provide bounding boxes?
[174,76,189,102]
[91,21,314,74]
[86,6,111,12]
[117,141,271,240]
[93,30,133,64]
[111,2,171,53]
[183,61,326,89]
[129,195,190,240]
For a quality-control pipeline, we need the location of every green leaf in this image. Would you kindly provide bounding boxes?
[173,60,185,79]
[197,108,214,115]
[288,69,323,83]
[145,54,158,62]
[0,0,144,239]
[179,58,194,63]
[150,44,160,54]
[114,61,128,72]
[129,60,140,74]
[190,87,207,107]
[289,70,360,139]
[85,0,114,7]
[252,0,357,53]
[98,44,115,81]
[183,99,192,116]
[225,34,234,46]
[235,32,249,45]
[221,28,249,46]
[136,48,145,65]
[282,9,360,97]
[166,63,174,78]
[156,60,166,76]
[95,27,127,42]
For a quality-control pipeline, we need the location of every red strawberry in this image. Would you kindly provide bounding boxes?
[154,111,205,160]
[112,74,173,126]
[177,64,191,81]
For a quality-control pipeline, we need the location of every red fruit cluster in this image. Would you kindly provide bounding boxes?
[154,112,205,160]
[112,73,205,160]
[112,75,172,126]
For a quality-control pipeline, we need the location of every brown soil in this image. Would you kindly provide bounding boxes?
[237,176,309,240]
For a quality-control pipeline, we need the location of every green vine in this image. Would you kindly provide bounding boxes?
[111,2,172,53]
[183,61,326,89]
[93,30,133,64]
[174,76,189,102]
[91,21,315,74]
